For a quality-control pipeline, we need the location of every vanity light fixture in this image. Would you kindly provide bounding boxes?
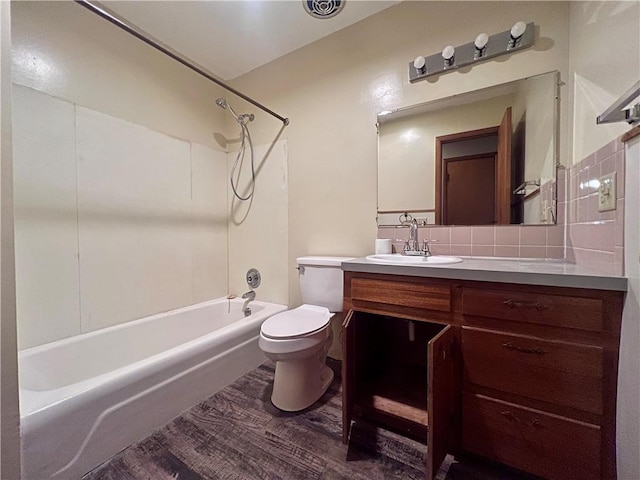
[509,21,527,48]
[413,55,426,75]
[474,33,489,59]
[409,21,534,82]
[442,45,455,68]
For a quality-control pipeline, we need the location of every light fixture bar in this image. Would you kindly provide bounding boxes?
[409,22,535,83]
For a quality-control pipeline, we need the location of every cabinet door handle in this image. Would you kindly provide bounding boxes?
[502,299,549,310]
[500,410,518,422]
[502,342,546,355]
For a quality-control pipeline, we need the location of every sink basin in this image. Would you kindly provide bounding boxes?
[365,254,463,265]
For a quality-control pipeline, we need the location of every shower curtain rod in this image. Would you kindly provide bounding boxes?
[74,0,290,126]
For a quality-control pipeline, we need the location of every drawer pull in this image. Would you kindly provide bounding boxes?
[500,410,518,422]
[501,411,544,428]
[502,342,547,355]
[502,299,549,310]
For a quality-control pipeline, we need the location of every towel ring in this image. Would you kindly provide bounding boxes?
[399,212,413,225]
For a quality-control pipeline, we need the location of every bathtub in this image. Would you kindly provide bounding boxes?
[19,297,287,479]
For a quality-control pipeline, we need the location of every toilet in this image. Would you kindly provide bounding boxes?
[259,256,352,412]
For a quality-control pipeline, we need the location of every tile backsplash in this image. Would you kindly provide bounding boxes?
[377,135,626,273]
[566,137,625,275]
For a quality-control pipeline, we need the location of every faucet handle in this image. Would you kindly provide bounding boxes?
[422,239,435,255]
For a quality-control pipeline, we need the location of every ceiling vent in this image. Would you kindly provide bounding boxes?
[303,0,345,19]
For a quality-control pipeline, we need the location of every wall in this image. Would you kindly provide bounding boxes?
[0,0,20,476]
[11,2,231,349]
[567,2,640,478]
[620,134,640,480]
[569,1,640,164]
[227,139,289,305]
[231,1,571,306]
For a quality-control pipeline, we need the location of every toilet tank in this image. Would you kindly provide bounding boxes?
[297,256,353,312]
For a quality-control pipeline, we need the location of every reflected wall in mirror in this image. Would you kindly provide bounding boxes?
[377,71,559,226]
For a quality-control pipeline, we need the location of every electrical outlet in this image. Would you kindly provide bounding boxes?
[598,172,616,212]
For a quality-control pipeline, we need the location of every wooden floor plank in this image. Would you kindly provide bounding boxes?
[84,359,531,480]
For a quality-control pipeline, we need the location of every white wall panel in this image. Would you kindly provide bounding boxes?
[191,143,228,302]
[76,107,193,332]
[228,139,288,306]
[12,85,80,348]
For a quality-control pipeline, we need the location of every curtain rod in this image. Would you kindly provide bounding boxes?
[74,0,290,126]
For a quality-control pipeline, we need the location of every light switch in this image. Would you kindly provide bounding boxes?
[598,172,616,212]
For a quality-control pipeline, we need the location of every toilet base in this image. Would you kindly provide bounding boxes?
[271,358,334,412]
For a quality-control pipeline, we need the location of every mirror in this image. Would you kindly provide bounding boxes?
[377,71,559,226]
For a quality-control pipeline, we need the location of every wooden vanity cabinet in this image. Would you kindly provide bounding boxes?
[341,271,624,480]
[342,273,459,480]
[461,284,623,480]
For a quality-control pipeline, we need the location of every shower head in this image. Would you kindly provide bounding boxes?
[215,98,254,124]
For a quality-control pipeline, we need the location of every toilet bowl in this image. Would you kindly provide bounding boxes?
[259,304,334,411]
[259,256,352,412]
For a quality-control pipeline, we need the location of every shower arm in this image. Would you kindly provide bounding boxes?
[74,0,290,126]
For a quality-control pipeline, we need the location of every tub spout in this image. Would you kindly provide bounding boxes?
[242,290,255,316]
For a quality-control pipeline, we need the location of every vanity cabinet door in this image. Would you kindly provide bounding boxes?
[427,325,455,480]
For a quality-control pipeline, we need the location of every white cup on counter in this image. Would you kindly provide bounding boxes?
[374,238,392,254]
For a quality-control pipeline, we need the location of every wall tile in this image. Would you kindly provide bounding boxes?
[616,151,625,199]
[450,244,472,256]
[450,226,471,245]
[471,226,495,245]
[546,246,565,259]
[546,225,564,247]
[495,245,519,257]
[595,140,617,163]
[430,227,451,244]
[495,226,519,245]
[430,242,451,255]
[520,226,546,245]
[520,245,547,258]
[471,245,495,257]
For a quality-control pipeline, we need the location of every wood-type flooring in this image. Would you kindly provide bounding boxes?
[85,359,533,480]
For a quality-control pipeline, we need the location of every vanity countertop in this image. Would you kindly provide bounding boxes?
[342,256,627,291]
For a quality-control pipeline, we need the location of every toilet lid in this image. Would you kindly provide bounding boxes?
[261,304,333,339]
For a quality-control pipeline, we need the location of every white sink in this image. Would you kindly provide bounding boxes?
[365,254,463,265]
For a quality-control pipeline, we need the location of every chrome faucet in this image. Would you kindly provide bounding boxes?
[241,290,255,316]
[403,219,433,256]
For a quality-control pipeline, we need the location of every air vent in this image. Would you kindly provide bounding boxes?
[303,0,345,19]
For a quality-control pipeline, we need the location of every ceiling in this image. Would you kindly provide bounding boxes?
[102,1,399,81]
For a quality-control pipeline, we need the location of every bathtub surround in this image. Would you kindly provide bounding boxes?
[12,86,229,349]
[20,297,286,479]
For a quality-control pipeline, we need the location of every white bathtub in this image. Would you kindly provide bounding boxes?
[19,297,287,479]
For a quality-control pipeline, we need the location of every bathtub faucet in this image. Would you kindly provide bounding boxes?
[242,290,256,317]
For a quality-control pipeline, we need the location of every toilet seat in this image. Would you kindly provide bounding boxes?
[261,304,333,339]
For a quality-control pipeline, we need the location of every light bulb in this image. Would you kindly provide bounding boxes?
[441,45,455,60]
[510,21,527,40]
[413,55,426,73]
[474,33,489,50]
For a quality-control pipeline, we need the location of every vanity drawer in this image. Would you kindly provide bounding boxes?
[463,393,601,480]
[350,278,451,313]
[462,288,603,332]
[462,327,603,414]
